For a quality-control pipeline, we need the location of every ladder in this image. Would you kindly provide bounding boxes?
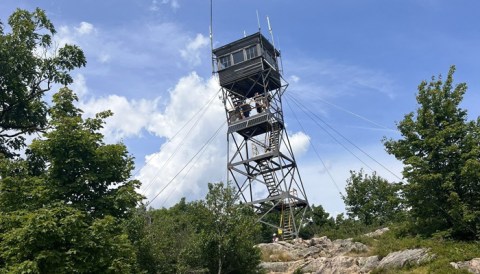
[258,159,278,197]
[267,122,281,152]
[281,205,294,240]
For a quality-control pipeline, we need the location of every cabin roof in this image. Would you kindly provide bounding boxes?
[213,32,280,57]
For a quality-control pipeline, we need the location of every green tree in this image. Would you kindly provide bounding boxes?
[128,183,262,274]
[126,199,211,274]
[0,8,86,157]
[383,66,480,240]
[0,88,143,273]
[343,169,404,226]
[298,204,335,239]
[28,88,142,218]
[201,182,261,274]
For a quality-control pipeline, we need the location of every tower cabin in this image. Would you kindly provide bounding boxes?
[213,32,283,138]
[213,32,281,96]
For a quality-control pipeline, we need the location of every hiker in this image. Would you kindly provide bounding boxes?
[272,233,278,242]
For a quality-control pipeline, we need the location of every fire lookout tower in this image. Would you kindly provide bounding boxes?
[213,32,309,239]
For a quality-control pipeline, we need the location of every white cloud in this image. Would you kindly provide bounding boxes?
[136,73,225,207]
[180,33,209,67]
[77,72,225,208]
[75,22,96,36]
[57,22,96,47]
[162,0,180,10]
[56,23,104,63]
[71,73,88,97]
[289,75,300,83]
[150,0,180,11]
[287,131,310,157]
[56,26,75,47]
[49,16,201,104]
[79,95,160,143]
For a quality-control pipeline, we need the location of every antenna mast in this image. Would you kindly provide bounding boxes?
[267,16,276,49]
[256,10,261,32]
[210,0,215,75]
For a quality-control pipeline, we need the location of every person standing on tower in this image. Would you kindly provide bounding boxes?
[254,92,264,113]
[241,101,251,118]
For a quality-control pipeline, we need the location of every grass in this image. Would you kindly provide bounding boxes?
[260,248,293,262]
[353,228,480,273]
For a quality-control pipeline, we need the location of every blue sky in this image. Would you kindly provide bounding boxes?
[2,1,480,215]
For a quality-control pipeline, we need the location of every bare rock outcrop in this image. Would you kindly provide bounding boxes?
[301,255,379,274]
[450,258,480,274]
[363,227,390,238]
[257,234,435,274]
[377,248,433,269]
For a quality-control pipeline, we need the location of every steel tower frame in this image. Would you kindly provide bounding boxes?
[213,32,309,239]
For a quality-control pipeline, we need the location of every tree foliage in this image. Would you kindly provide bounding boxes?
[126,199,210,273]
[202,182,261,274]
[298,204,335,239]
[343,169,404,226]
[128,183,262,274]
[0,8,86,157]
[383,66,480,240]
[0,88,143,272]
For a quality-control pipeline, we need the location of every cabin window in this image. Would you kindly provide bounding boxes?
[232,50,245,64]
[245,45,258,60]
[219,55,231,69]
[264,50,277,70]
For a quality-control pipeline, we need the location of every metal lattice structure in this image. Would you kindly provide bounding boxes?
[213,32,309,239]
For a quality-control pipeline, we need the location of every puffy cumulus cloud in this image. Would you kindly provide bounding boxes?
[287,131,310,157]
[57,22,97,46]
[77,72,224,207]
[78,95,160,143]
[180,33,209,67]
[74,22,96,35]
[136,73,225,207]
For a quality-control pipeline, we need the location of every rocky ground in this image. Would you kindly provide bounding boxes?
[256,228,480,274]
